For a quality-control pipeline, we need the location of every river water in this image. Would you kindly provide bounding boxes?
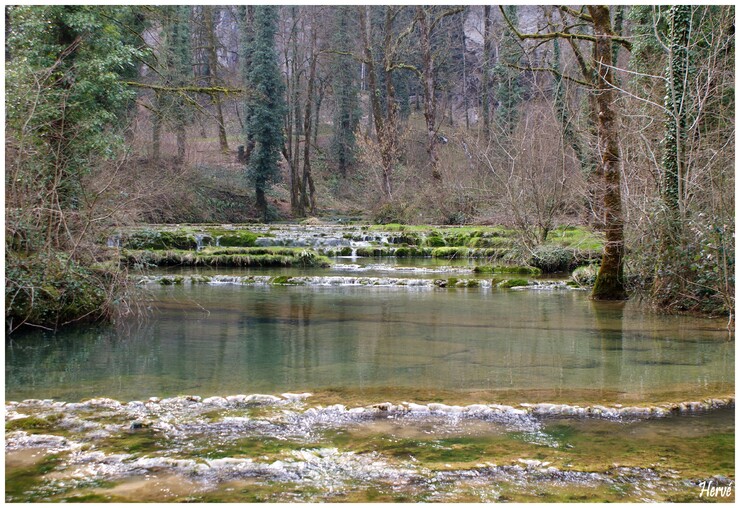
[5,257,735,502]
[6,268,733,404]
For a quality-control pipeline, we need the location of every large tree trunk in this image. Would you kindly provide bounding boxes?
[417,7,440,179]
[588,6,628,300]
[360,5,394,200]
[652,5,691,304]
[301,25,318,214]
[286,6,304,216]
[255,185,268,223]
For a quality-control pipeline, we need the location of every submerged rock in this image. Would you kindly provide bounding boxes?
[282,392,313,401]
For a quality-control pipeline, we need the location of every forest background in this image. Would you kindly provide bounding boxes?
[4,4,735,330]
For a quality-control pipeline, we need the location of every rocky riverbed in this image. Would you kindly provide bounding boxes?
[5,394,735,502]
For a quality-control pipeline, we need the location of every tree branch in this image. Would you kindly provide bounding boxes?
[501,6,633,51]
[557,6,592,22]
[509,63,592,87]
[124,82,251,97]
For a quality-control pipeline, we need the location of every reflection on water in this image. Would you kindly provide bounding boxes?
[5,285,734,402]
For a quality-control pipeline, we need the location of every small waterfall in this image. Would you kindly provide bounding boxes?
[215,236,222,247]
[195,234,207,251]
[350,248,358,259]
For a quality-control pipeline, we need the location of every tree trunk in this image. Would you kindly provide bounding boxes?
[152,91,162,161]
[176,123,186,162]
[256,185,268,222]
[286,6,303,216]
[313,78,324,147]
[203,6,229,153]
[360,5,393,200]
[461,13,469,130]
[652,5,691,303]
[302,26,318,214]
[417,7,440,178]
[588,6,628,300]
[481,6,492,135]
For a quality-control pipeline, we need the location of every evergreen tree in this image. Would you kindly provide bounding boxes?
[661,5,691,219]
[244,6,285,222]
[329,6,361,175]
[493,5,524,134]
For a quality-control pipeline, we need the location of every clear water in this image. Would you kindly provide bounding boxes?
[5,283,733,403]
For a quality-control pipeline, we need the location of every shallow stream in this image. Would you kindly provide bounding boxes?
[5,251,735,502]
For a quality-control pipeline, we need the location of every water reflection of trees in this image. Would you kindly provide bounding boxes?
[6,288,733,402]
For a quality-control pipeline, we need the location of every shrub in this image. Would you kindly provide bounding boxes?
[529,245,576,273]
[6,252,110,330]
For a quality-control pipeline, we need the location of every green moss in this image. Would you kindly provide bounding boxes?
[97,429,163,456]
[447,277,459,287]
[5,454,63,502]
[499,278,530,288]
[197,437,315,460]
[431,247,469,258]
[5,416,56,432]
[124,229,198,250]
[270,275,303,285]
[210,230,258,248]
[473,265,541,275]
[124,248,330,268]
[5,252,108,330]
[591,272,629,300]
[425,234,446,247]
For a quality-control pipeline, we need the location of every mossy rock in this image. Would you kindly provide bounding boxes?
[473,265,541,275]
[499,278,530,288]
[424,235,446,248]
[390,234,420,245]
[124,229,198,250]
[270,275,301,285]
[431,247,469,258]
[5,416,56,432]
[211,230,258,248]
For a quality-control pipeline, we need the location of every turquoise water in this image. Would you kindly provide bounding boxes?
[5,284,733,402]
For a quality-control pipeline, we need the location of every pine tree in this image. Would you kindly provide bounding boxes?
[244,6,285,222]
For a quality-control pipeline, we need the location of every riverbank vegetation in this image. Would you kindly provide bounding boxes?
[5,5,734,331]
